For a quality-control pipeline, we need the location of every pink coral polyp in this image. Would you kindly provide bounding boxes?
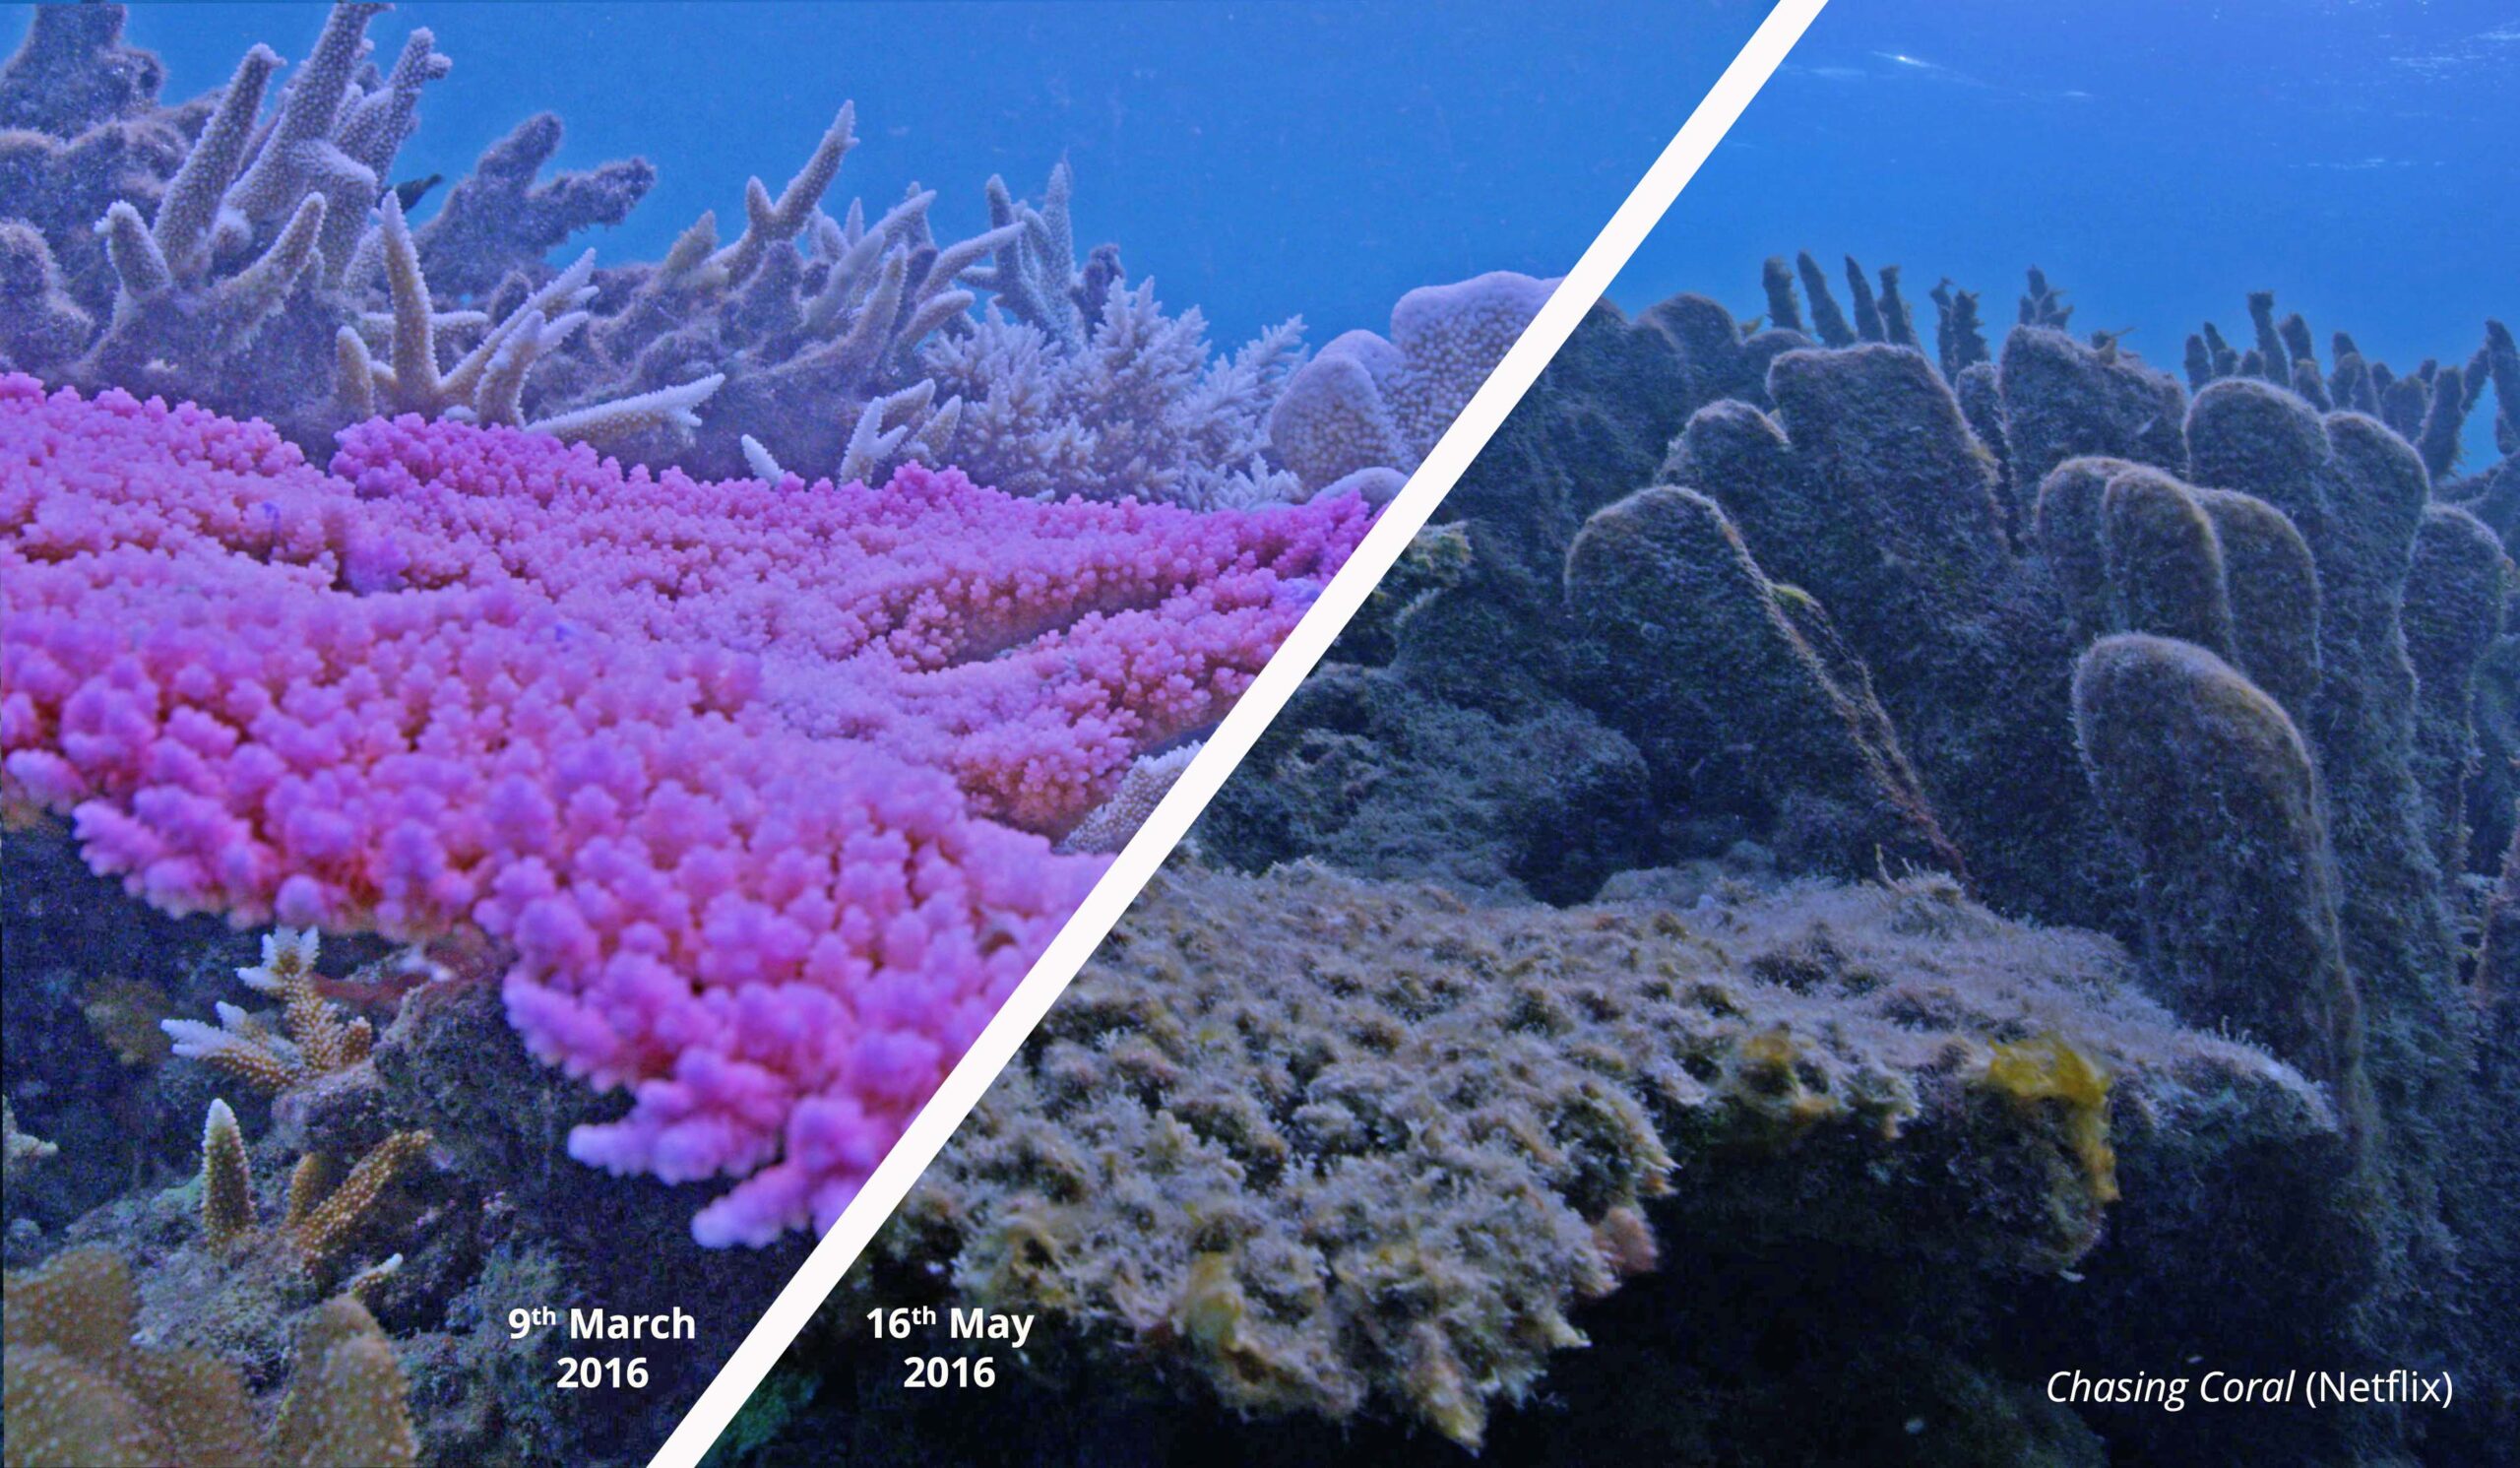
[0,375,1370,1245]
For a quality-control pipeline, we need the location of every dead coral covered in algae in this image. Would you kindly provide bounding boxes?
[798,862,2340,1455]
[744,263,2514,1466]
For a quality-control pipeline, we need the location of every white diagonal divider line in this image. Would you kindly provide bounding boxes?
[652,3,1827,1460]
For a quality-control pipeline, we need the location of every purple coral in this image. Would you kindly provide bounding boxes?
[1,377,1372,1244]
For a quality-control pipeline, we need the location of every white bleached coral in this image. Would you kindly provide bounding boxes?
[1267,270,1557,494]
[335,192,722,444]
[921,281,1308,506]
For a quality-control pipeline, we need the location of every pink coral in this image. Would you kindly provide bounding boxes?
[0,374,1369,1244]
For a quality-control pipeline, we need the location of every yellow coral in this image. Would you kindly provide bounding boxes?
[270,1298,419,1468]
[190,1095,429,1277]
[2,1246,264,1468]
[288,1131,433,1271]
[1982,1034,2119,1203]
[1726,1027,1847,1141]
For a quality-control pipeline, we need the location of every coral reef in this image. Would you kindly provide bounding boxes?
[0,3,1386,508]
[754,261,2513,1464]
[1,379,1370,1245]
[1266,271,1556,500]
[780,860,2357,1460]
[161,929,373,1096]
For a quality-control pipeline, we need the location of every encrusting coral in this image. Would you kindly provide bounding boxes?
[1,1244,417,1468]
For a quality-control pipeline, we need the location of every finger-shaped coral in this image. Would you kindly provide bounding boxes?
[2072,634,2366,1099]
[0,3,162,135]
[1995,323,2187,493]
[2403,504,2511,879]
[2098,467,2236,656]
[1565,484,1958,877]
[268,1296,418,1468]
[0,221,91,374]
[200,1098,256,1248]
[1,1246,265,1468]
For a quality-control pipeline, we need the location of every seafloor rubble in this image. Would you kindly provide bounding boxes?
[740,259,2518,1466]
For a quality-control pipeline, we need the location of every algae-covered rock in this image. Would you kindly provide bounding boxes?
[804,860,2351,1459]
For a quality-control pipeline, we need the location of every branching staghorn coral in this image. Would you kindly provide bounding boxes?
[159,929,371,1097]
[0,3,679,449]
[196,1094,429,1278]
[335,191,721,445]
[547,100,1023,481]
[3,5,1377,508]
[410,110,654,297]
[0,1245,417,1468]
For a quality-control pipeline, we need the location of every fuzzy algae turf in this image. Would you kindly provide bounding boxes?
[805,860,2344,1454]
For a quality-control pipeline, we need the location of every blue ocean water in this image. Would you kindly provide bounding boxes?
[1619,0,2518,462]
[86,1,1772,349]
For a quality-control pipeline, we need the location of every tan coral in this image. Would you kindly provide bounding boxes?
[285,1130,433,1273]
[188,1093,426,1283]
[1,1245,417,1468]
[3,1246,266,1468]
[200,1099,256,1249]
[269,1297,419,1468]
[159,927,368,1095]
[3,1095,57,1188]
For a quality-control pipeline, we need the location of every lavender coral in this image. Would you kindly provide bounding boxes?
[1266,270,1557,500]
[0,377,1371,1245]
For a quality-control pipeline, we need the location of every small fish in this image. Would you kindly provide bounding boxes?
[390,173,445,212]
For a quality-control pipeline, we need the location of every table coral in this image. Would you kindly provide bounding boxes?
[0,376,1370,1244]
[831,862,2344,1452]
